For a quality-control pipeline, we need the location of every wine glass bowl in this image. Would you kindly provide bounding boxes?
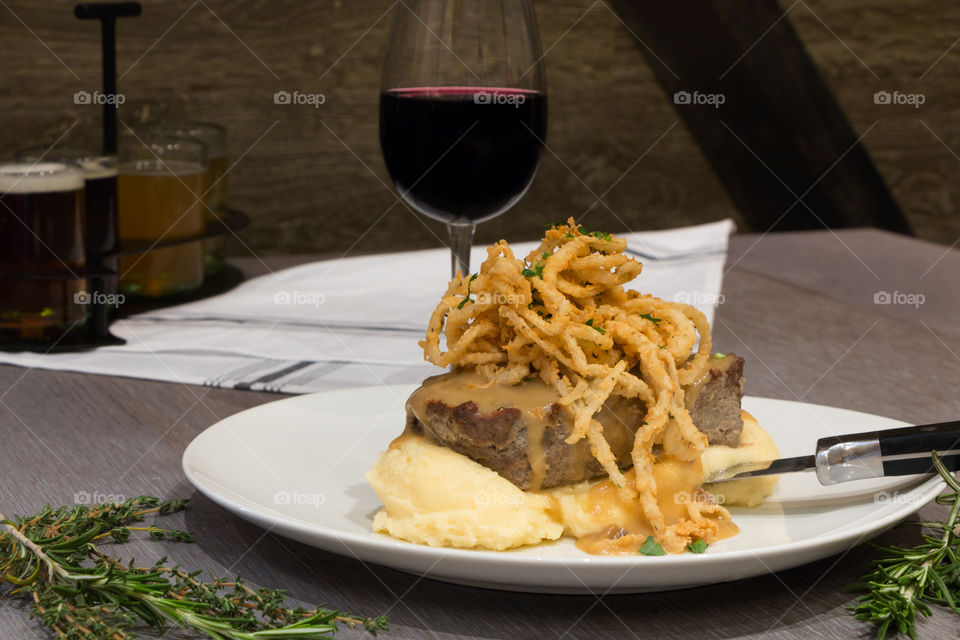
[379,0,547,277]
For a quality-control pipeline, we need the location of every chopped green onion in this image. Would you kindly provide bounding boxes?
[639,536,666,556]
[687,539,708,554]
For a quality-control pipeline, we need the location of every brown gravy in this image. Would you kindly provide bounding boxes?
[406,371,564,490]
[574,457,738,555]
[407,371,562,418]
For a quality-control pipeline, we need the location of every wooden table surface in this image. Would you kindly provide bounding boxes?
[2,228,960,639]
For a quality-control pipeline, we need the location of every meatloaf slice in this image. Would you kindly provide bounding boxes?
[406,355,745,490]
[685,355,745,447]
[406,394,643,491]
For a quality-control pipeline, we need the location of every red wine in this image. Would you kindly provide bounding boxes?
[380,87,547,224]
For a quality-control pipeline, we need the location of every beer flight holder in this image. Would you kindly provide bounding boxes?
[0,2,251,353]
[0,208,250,353]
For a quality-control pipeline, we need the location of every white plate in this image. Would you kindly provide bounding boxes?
[182,386,943,594]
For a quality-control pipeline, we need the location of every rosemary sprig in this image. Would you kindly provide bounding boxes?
[850,452,960,639]
[0,496,387,639]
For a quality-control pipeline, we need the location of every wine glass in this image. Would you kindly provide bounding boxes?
[379,0,547,278]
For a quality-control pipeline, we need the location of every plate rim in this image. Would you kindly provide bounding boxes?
[182,387,945,571]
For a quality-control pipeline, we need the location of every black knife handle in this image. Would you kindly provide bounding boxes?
[877,421,960,456]
[883,453,960,477]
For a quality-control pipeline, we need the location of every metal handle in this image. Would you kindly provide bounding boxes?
[815,435,883,485]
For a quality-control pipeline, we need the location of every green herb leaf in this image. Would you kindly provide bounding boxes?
[585,319,605,335]
[0,496,388,639]
[523,263,545,279]
[456,273,479,309]
[639,536,666,556]
[687,539,708,554]
[850,451,960,639]
[542,251,551,259]
[545,222,562,230]
[712,352,726,359]
[639,313,662,325]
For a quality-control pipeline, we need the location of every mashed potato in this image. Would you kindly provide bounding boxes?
[367,411,779,551]
[366,434,564,550]
[702,412,780,507]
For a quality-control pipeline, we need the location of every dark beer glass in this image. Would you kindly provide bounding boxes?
[0,162,87,344]
[17,148,119,296]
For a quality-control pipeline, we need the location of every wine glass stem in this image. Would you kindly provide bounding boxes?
[447,222,475,279]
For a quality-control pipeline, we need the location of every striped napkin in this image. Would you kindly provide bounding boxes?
[0,220,734,394]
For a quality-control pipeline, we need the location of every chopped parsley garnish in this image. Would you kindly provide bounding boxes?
[591,230,612,241]
[566,233,575,238]
[639,313,662,325]
[523,377,533,383]
[578,225,587,234]
[522,263,545,279]
[712,352,726,359]
[542,251,551,259]
[545,222,562,230]
[456,273,479,309]
[585,318,605,334]
[687,539,708,554]
[658,345,666,350]
[639,536,666,556]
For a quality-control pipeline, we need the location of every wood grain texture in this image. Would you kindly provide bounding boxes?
[608,0,913,234]
[3,0,959,259]
[2,229,960,638]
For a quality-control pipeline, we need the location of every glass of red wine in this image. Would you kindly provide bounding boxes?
[379,0,547,278]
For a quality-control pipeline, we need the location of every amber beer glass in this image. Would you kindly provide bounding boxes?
[118,135,207,297]
[161,123,228,275]
[0,162,87,343]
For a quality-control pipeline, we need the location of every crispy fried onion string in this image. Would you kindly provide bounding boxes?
[420,218,730,552]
